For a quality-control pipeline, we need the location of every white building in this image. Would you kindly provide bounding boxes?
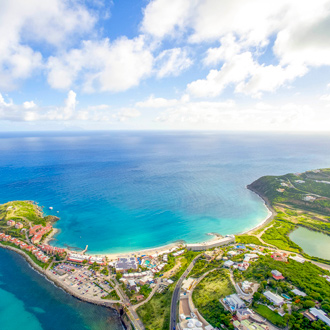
[224,260,234,268]
[310,308,330,327]
[224,294,246,312]
[290,255,305,263]
[292,289,306,297]
[186,235,235,251]
[263,291,285,306]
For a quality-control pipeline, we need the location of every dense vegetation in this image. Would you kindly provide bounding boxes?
[261,220,302,252]
[137,288,172,330]
[235,235,263,245]
[192,269,235,329]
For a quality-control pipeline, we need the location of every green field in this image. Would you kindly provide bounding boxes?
[192,269,235,329]
[254,304,286,328]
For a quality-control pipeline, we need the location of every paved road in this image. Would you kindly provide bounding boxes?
[113,278,145,330]
[170,255,201,330]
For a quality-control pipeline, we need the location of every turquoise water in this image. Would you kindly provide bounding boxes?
[1,131,330,329]
[289,227,330,260]
[1,131,330,253]
[0,248,123,330]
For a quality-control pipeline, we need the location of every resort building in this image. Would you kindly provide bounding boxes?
[186,235,235,251]
[29,225,43,236]
[263,291,285,306]
[67,253,90,263]
[271,270,284,280]
[309,308,330,327]
[15,222,23,229]
[7,220,15,226]
[89,256,106,265]
[115,257,138,272]
[224,294,246,312]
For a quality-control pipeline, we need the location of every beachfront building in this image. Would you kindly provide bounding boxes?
[309,308,330,327]
[67,253,90,263]
[263,291,285,306]
[7,220,15,226]
[89,256,106,265]
[172,249,185,257]
[115,257,138,272]
[271,270,284,280]
[15,222,23,229]
[186,235,235,251]
[224,294,246,312]
[39,244,65,256]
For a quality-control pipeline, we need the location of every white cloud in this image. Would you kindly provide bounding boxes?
[141,0,193,38]
[0,91,140,123]
[47,36,154,92]
[320,94,330,102]
[112,108,141,122]
[23,101,36,109]
[143,0,330,98]
[153,96,316,130]
[188,52,256,97]
[155,48,193,78]
[0,0,96,90]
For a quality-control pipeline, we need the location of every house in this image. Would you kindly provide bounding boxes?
[271,270,284,280]
[238,262,249,271]
[3,235,11,241]
[241,281,253,293]
[15,222,23,229]
[228,250,238,257]
[31,234,43,244]
[263,291,285,306]
[309,308,330,327]
[136,295,144,302]
[7,220,15,226]
[291,289,306,297]
[224,294,246,312]
[303,195,316,202]
[172,250,185,257]
[271,252,287,262]
[236,308,253,321]
[224,260,235,268]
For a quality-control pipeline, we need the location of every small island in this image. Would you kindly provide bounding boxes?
[1,168,330,330]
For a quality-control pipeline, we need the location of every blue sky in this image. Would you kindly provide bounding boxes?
[1,0,330,131]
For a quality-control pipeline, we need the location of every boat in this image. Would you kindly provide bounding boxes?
[49,207,53,210]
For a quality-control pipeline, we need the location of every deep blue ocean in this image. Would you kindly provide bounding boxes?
[1,131,330,329]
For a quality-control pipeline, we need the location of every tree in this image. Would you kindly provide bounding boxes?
[303,300,316,308]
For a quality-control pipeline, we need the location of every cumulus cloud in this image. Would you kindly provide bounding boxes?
[0,0,96,90]
[155,48,193,78]
[47,36,154,92]
[142,0,330,98]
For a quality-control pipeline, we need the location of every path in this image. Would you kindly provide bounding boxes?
[132,283,160,309]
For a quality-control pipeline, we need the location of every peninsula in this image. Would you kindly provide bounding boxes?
[1,168,330,330]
